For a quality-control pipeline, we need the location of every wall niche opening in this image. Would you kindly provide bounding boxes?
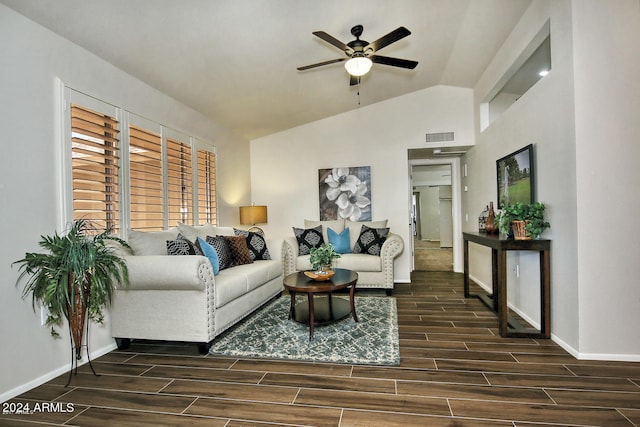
[481,21,551,130]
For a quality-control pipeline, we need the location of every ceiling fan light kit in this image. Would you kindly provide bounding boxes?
[345,56,373,76]
[298,25,418,85]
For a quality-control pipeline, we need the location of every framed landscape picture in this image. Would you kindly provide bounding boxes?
[496,144,535,209]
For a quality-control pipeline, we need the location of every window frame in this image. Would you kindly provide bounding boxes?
[63,87,218,236]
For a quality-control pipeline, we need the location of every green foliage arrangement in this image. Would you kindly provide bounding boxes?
[309,243,341,272]
[496,202,551,239]
[14,219,130,348]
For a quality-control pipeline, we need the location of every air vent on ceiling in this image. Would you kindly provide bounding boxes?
[426,132,454,143]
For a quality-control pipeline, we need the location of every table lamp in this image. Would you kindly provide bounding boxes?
[239,205,268,236]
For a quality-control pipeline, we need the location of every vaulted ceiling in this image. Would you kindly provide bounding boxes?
[1,0,531,140]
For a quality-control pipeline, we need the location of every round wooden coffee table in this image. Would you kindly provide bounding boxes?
[283,268,359,340]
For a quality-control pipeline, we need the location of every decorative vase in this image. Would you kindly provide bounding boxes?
[485,202,498,234]
[511,220,531,240]
[68,272,90,360]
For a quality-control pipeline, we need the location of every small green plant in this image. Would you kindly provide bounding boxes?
[496,202,550,239]
[309,243,341,272]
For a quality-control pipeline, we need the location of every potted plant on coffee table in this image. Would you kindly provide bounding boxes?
[306,243,341,280]
[14,219,129,385]
[496,202,550,240]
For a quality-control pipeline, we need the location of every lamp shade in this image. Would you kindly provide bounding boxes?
[239,205,268,225]
[344,56,373,77]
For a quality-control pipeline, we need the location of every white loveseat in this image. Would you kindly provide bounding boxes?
[110,224,284,354]
[283,219,404,295]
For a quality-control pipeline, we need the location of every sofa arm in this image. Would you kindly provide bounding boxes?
[283,237,299,276]
[381,233,404,261]
[380,233,404,287]
[122,255,214,291]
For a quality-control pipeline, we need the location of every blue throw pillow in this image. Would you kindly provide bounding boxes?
[327,227,351,254]
[197,237,220,275]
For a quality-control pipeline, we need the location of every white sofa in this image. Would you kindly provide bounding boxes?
[284,219,404,295]
[110,224,284,354]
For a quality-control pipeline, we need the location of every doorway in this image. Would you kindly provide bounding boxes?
[408,149,465,273]
[411,165,454,271]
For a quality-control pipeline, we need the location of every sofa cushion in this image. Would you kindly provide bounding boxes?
[223,235,253,266]
[234,228,271,260]
[296,255,313,271]
[352,225,390,256]
[293,225,324,255]
[327,227,351,254]
[345,219,388,251]
[336,253,382,272]
[225,260,281,292]
[304,219,344,243]
[197,237,220,275]
[177,222,234,241]
[128,228,179,255]
[214,270,248,307]
[206,235,232,270]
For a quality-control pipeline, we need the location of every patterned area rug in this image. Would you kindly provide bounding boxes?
[210,296,399,366]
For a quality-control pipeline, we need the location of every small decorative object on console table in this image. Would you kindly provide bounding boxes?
[496,202,550,239]
[478,205,489,232]
[485,201,498,234]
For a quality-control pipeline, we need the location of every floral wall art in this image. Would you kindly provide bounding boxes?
[318,166,371,221]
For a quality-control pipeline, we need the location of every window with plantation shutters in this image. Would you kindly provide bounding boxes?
[167,136,193,225]
[70,104,120,232]
[66,89,217,232]
[197,148,217,225]
[129,124,163,231]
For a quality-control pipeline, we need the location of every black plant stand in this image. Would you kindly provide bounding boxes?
[65,313,100,387]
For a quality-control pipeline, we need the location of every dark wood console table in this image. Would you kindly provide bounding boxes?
[463,232,550,338]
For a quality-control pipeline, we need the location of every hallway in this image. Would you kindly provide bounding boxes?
[413,239,453,271]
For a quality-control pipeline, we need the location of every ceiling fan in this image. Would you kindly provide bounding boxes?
[297,25,419,86]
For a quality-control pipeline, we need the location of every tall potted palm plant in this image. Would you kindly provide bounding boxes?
[14,219,129,382]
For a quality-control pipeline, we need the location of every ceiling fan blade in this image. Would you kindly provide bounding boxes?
[350,75,361,86]
[312,31,349,51]
[297,58,347,71]
[366,27,411,52]
[370,55,418,69]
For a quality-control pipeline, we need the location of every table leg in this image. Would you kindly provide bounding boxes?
[289,291,296,320]
[540,249,551,338]
[308,293,315,340]
[463,239,470,297]
[349,284,358,322]
[491,248,499,311]
[497,248,508,337]
[328,292,334,320]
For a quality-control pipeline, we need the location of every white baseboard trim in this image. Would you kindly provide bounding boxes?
[0,341,117,403]
[468,275,640,362]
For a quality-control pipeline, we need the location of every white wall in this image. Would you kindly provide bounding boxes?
[467,0,640,360]
[571,0,640,358]
[250,85,475,283]
[0,5,251,400]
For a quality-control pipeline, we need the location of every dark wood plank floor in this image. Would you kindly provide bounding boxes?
[3,271,640,426]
